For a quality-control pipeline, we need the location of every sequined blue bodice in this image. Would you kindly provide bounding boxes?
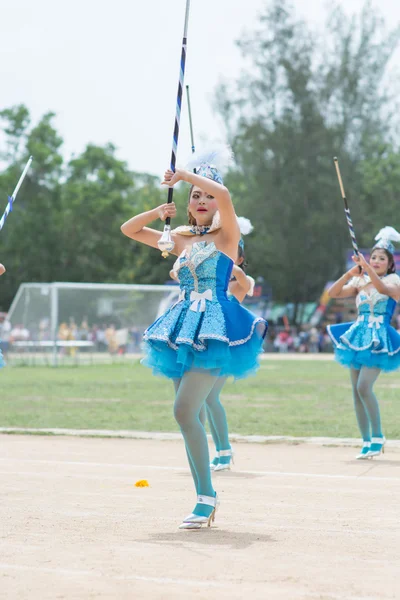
[356,289,396,328]
[173,241,233,304]
[328,273,400,371]
[143,240,267,379]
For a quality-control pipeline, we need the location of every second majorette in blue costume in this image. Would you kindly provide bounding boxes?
[328,226,400,459]
[121,145,267,530]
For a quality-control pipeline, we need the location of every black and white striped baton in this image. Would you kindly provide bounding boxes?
[158,0,191,258]
[333,157,361,268]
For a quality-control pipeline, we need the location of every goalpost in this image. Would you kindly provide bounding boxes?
[5,282,179,366]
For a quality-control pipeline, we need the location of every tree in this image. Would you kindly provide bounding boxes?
[118,180,190,285]
[0,105,30,161]
[0,109,64,310]
[217,0,400,315]
[356,145,400,244]
[0,105,189,310]
[60,144,190,285]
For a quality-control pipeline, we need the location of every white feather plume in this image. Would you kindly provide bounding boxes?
[186,142,234,174]
[375,226,400,243]
[237,216,254,236]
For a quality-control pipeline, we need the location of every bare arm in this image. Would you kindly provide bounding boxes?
[228,281,246,303]
[0,263,6,276]
[121,202,182,254]
[162,169,240,245]
[328,270,359,299]
[231,266,251,293]
[229,266,253,302]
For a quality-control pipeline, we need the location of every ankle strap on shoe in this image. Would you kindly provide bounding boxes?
[219,449,232,457]
[197,495,216,508]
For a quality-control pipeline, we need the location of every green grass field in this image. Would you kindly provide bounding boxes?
[1,360,400,438]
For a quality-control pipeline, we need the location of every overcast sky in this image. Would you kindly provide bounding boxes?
[1,0,399,176]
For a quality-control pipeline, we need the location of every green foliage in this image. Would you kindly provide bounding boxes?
[0,109,189,310]
[0,105,30,160]
[217,0,400,309]
[2,1,400,317]
[356,147,400,244]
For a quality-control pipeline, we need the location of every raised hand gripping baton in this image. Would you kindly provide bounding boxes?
[158,0,191,258]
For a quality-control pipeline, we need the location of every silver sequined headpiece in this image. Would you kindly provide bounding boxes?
[186,143,234,186]
[373,226,400,254]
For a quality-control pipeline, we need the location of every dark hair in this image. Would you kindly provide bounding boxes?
[372,247,396,274]
[187,185,196,225]
[238,244,248,272]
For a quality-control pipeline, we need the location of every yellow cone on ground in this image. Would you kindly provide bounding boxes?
[134,480,149,487]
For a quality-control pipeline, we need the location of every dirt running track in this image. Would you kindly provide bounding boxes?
[1,435,399,600]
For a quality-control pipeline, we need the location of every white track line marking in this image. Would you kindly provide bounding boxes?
[0,564,384,599]
[1,470,399,493]
[239,522,400,536]
[0,563,230,588]
[1,518,397,537]
[1,473,396,497]
[0,457,399,483]
[2,428,400,450]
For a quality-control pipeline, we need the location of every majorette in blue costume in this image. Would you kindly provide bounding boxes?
[143,226,264,380]
[170,217,257,474]
[121,145,267,530]
[142,147,267,381]
[328,227,400,459]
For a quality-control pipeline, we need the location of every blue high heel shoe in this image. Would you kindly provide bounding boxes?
[366,437,386,458]
[356,441,371,460]
[214,448,234,472]
[178,494,218,530]
[210,452,220,471]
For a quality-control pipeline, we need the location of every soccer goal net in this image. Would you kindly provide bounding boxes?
[4,282,179,366]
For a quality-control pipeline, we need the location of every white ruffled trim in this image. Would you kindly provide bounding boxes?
[372,345,400,356]
[229,317,266,346]
[339,337,380,352]
[326,325,338,347]
[143,332,179,351]
[328,324,400,356]
[144,316,266,351]
[175,336,208,350]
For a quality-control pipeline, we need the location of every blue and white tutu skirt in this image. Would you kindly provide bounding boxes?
[142,241,268,380]
[328,317,400,372]
[142,294,267,380]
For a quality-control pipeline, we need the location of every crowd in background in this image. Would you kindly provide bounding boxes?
[0,315,144,355]
[266,326,332,354]
[0,315,336,355]
[3,311,400,356]
[56,319,145,354]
